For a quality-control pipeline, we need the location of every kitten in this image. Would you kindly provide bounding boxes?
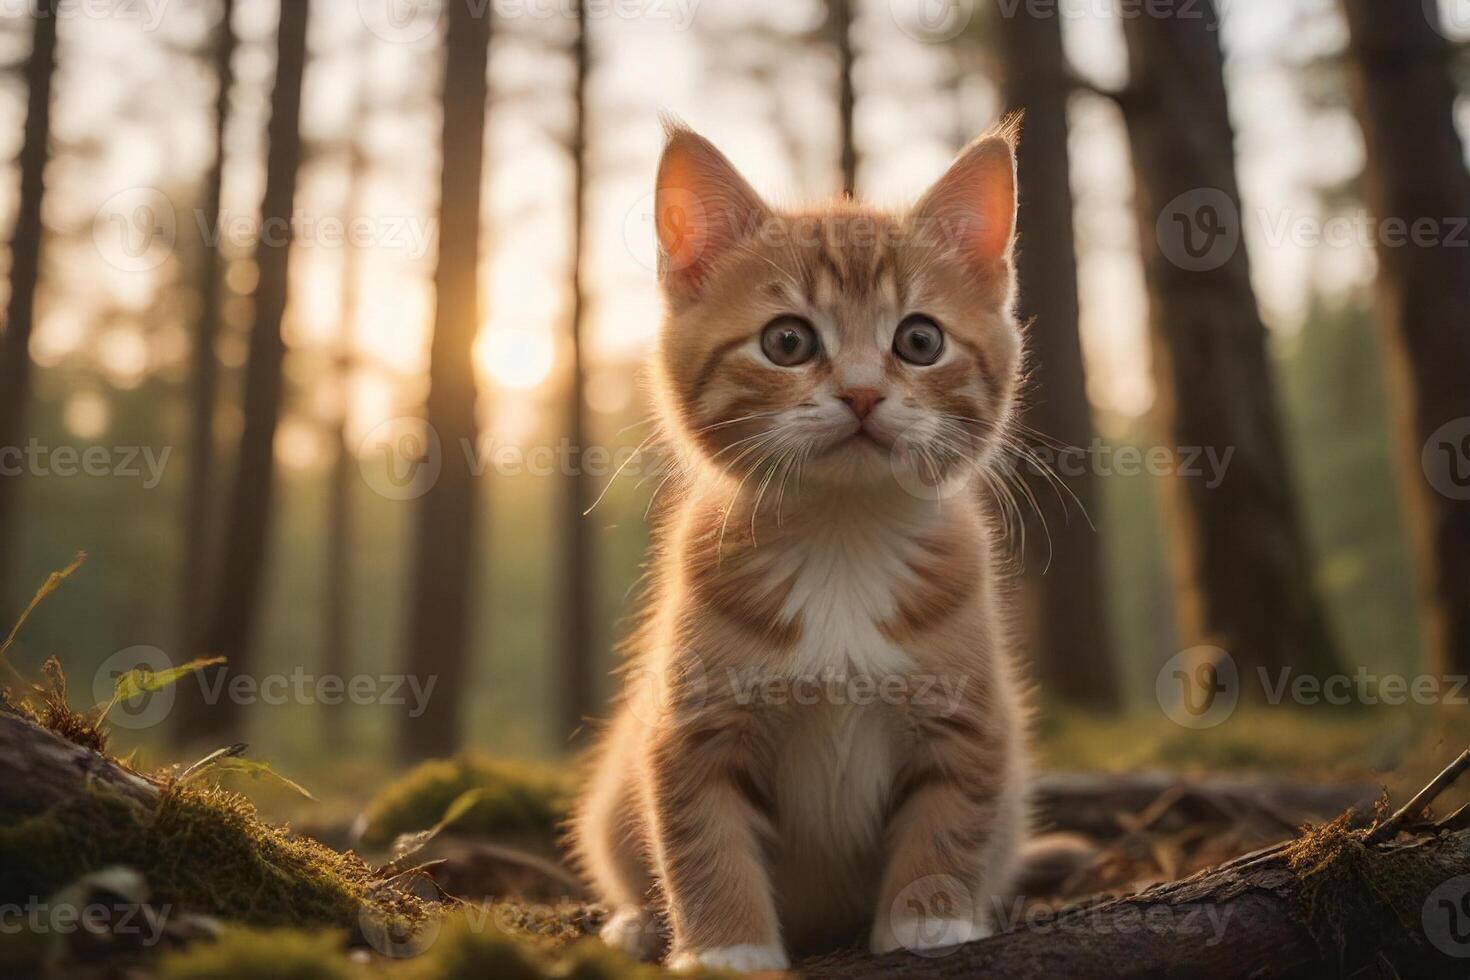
[570,119,1030,973]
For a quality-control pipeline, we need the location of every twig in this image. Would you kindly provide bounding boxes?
[1434,803,1470,834]
[1367,749,1470,844]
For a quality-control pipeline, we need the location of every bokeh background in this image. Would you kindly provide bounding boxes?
[0,0,1466,798]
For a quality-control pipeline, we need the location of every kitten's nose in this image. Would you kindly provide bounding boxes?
[838,388,885,421]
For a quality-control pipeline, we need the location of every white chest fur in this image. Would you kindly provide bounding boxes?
[768,501,936,679]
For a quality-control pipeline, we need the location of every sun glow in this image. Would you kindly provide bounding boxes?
[478,326,556,391]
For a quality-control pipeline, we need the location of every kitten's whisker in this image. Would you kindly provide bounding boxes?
[585,429,662,516]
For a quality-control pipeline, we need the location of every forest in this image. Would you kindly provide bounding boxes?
[0,0,1468,976]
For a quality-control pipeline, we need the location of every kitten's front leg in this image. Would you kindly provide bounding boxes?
[869,705,1020,956]
[646,686,788,973]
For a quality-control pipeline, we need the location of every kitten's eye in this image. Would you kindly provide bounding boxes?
[893,314,945,366]
[760,316,819,367]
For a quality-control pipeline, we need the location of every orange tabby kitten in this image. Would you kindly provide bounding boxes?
[571,120,1030,972]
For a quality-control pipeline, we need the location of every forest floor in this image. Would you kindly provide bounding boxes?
[4,569,1470,977]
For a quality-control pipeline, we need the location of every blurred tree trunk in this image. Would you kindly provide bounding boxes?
[829,0,856,196]
[181,0,237,663]
[992,4,1118,709]
[0,1,59,611]
[322,50,372,744]
[178,0,311,742]
[400,0,492,762]
[1117,0,1340,681]
[1340,0,1470,677]
[557,2,595,745]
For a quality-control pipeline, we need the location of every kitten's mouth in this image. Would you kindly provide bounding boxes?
[835,429,891,452]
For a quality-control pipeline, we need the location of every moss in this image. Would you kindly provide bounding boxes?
[408,913,693,980]
[11,657,110,754]
[0,779,429,934]
[1285,812,1465,961]
[155,927,357,980]
[357,754,574,850]
[408,914,549,980]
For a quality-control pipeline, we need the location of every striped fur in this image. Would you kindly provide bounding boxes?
[570,120,1031,969]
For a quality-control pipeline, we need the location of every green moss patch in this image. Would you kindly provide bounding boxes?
[0,779,429,934]
[357,754,574,850]
[157,927,358,980]
[1286,812,1468,961]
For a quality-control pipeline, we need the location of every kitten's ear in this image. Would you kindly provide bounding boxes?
[655,121,769,304]
[911,122,1019,268]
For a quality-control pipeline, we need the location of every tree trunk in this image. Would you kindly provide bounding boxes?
[557,2,595,746]
[799,827,1470,978]
[399,0,492,762]
[177,0,311,743]
[322,50,372,744]
[0,0,59,612]
[1339,0,1470,678]
[992,3,1118,710]
[831,0,856,197]
[180,0,238,664]
[1116,0,1340,683]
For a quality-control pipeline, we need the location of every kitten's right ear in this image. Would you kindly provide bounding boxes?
[655,120,768,305]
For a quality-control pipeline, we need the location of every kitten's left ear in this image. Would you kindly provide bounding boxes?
[655,120,770,306]
[911,120,1020,268]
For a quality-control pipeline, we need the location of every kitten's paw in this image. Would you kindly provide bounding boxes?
[870,917,992,955]
[598,906,661,961]
[666,943,789,973]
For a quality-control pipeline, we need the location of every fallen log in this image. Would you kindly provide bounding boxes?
[799,826,1470,978]
[1032,770,1380,840]
[803,759,1470,979]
